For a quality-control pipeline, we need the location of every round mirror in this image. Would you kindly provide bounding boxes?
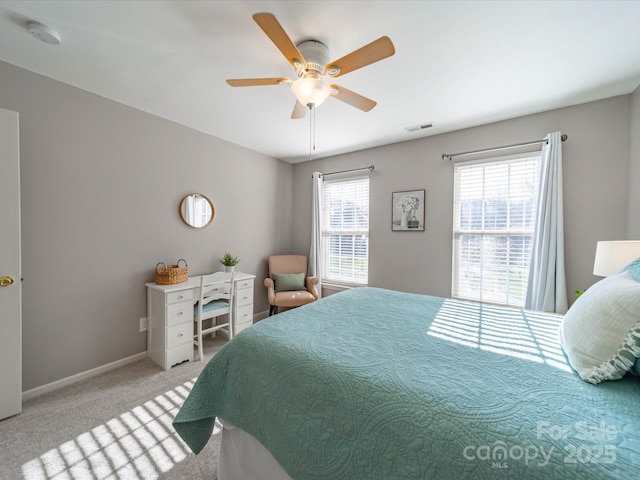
[179,193,214,228]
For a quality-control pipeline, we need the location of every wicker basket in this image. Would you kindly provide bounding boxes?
[155,259,188,285]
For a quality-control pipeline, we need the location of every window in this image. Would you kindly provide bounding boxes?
[322,176,369,285]
[452,153,541,306]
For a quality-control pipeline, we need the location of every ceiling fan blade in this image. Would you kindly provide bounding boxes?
[325,36,395,78]
[291,101,308,119]
[226,77,291,87]
[252,13,307,70]
[330,85,377,112]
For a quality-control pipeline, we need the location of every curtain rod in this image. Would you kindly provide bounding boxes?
[316,165,375,178]
[442,134,568,161]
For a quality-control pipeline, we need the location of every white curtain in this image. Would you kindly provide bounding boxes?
[309,172,323,298]
[525,131,568,313]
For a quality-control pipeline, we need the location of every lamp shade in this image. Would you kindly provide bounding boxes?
[291,77,330,108]
[593,240,640,277]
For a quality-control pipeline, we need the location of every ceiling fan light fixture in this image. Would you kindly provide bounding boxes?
[291,76,331,108]
[227,13,396,118]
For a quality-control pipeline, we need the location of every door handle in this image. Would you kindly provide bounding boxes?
[0,276,15,287]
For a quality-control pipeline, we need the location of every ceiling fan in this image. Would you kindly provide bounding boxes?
[226,13,395,119]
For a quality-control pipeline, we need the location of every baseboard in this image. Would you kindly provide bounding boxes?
[22,351,147,402]
[23,311,269,402]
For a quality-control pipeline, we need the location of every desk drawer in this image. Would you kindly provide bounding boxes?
[167,322,192,348]
[235,304,253,330]
[167,301,193,327]
[236,322,252,335]
[167,290,193,305]
[235,284,253,307]
[236,278,253,291]
[166,342,193,368]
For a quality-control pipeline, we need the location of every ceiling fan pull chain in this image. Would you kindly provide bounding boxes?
[312,107,317,151]
[308,106,313,161]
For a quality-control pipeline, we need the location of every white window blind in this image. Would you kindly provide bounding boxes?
[452,154,541,306]
[322,176,369,285]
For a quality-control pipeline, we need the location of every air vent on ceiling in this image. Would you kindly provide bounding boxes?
[405,122,434,132]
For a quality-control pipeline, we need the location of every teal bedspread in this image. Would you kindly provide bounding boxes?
[173,287,640,479]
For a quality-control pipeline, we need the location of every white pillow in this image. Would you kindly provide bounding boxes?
[560,271,640,384]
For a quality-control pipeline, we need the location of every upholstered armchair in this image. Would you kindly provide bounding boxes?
[264,255,319,316]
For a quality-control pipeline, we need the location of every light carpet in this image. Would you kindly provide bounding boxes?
[0,337,227,480]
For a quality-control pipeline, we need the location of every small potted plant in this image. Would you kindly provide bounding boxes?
[219,252,240,272]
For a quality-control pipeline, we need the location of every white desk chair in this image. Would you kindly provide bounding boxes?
[194,272,235,361]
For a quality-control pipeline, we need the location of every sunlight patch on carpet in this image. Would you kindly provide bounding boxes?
[21,378,220,479]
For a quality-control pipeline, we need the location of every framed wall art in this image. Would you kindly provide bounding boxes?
[392,189,425,231]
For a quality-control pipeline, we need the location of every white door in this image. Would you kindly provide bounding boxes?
[0,107,22,420]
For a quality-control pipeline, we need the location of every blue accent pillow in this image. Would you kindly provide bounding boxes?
[622,258,640,378]
[273,272,306,292]
[620,257,640,281]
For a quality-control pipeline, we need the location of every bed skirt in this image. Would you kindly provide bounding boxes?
[218,418,292,480]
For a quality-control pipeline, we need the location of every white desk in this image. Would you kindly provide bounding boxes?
[145,272,255,370]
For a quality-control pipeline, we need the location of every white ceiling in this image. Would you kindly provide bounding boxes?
[1,1,640,163]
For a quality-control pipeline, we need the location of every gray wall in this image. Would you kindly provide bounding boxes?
[293,95,633,302]
[0,61,293,391]
[3,54,638,392]
[628,86,640,237]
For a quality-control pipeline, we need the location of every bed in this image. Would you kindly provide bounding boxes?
[173,285,640,479]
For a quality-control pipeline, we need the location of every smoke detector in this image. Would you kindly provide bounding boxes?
[27,21,61,45]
